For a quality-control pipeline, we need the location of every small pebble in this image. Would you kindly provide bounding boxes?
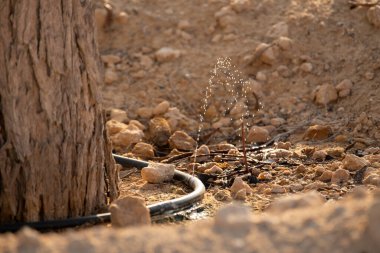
[314,83,338,105]
[331,168,350,185]
[342,154,369,171]
[169,131,196,150]
[246,126,270,143]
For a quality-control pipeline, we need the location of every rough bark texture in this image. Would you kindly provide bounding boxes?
[0,0,118,223]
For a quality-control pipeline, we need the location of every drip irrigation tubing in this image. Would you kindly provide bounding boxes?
[0,154,205,233]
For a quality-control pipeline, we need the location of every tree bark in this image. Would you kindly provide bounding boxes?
[0,0,118,223]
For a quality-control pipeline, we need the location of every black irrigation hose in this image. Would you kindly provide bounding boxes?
[0,154,205,233]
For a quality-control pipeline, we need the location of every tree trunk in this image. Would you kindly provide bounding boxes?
[0,0,118,223]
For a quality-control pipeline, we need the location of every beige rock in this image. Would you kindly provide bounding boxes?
[192,145,210,163]
[326,147,345,158]
[312,150,327,161]
[296,165,307,174]
[169,131,196,150]
[342,154,369,171]
[230,0,250,13]
[304,181,327,190]
[266,21,289,38]
[331,168,351,185]
[268,191,325,213]
[268,149,293,159]
[153,100,170,116]
[257,172,272,180]
[300,62,313,73]
[314,83,338,105]
[318,170,333,182]
[277,65,291,77]
[246,126,270,143]
[136,107,153,119]
[141,163,175,184]
[261,46,279,65]
[94,8,107,31]
[164,107,197,131]
[155,47,181,62]
[109,196,151,227]
[270,117,286,127]
[104,69,119,84]
[367,5,380,27]
[110,125,144,148]
[106,120,128,135]
[115,11,129,24]
[336,79,353,98]
[215,143,237,151]
[271,184,286,194]
[230,101,246,118]
[204,105,219,121]
[129,120,146,131]
[275,141,291,150]
[276,36,293,51]
[212,117,231,129]
[256,71,267,82]
[109,108,128,123]
[177,20,191,30]
[101,54,122,65]
[363,174,380,186]
[149,117,171,147]
[132,142,155,159]
[213,189,232,202]
[290,183,304,192]
[234,189,247,200]
[139,55,153,69]
[303,125,332,141]
[205,165,223,174]
[230,177,253,199]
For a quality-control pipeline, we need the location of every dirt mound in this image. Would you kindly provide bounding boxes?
[1,188,379,253]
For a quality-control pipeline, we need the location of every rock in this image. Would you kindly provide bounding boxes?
[164,107,197,131]
[363,174,380,186]
[271,184,286,194]
[234,189,247,200]
[104,69,119,84]
[106,120,128,135]
[129,120,146,130]
[214,203,252,235]
[256,71,267,82]
[204,165,223,174]
[212,117,231,129]
[290,183,304,192]
[230,101,246,118]
[139,55,153,69]
[109,196,151,227]
[364,71,375,80]
[213,189,232,202]
[136,107,153,119]
[270,117,286,127]
[275,141,291,150]
[246,126,270,143]
[115,11,129,24]
[110,125,144,148]
[268,149,293,159]
[266,21,289,38]
[276,36,293,51]
[331,168,350,185]
[261,46,279,65]
[326,147,345,158]
[336,79,353,98]
[300,62,313,73]
[141,163,175,183]
[169,131,196,150]
[204,105,219,121]
[367,198,380,248]
[257,172,272,180]
[367,5,380,27]
[153,100,170,116]
[94,8,107,31]
[109,108,128,123]
[296,165,307,174]
[312,150,327,161]
[155,47,181,62]
[101,54,122,65]
[177,20,191,30]
[314,83,338,105]
[215,143,237,151]
[132,142,155,159]
[303,125,332,141]
[149,117,172,147]
[304,181,327,190]
[318,170,333,182]
[230,177,253,199]
[192,145,210,162]
[229,0,250,13]
[342,154,369,171]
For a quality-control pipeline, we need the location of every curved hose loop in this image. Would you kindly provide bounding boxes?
[0,154,205,233]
